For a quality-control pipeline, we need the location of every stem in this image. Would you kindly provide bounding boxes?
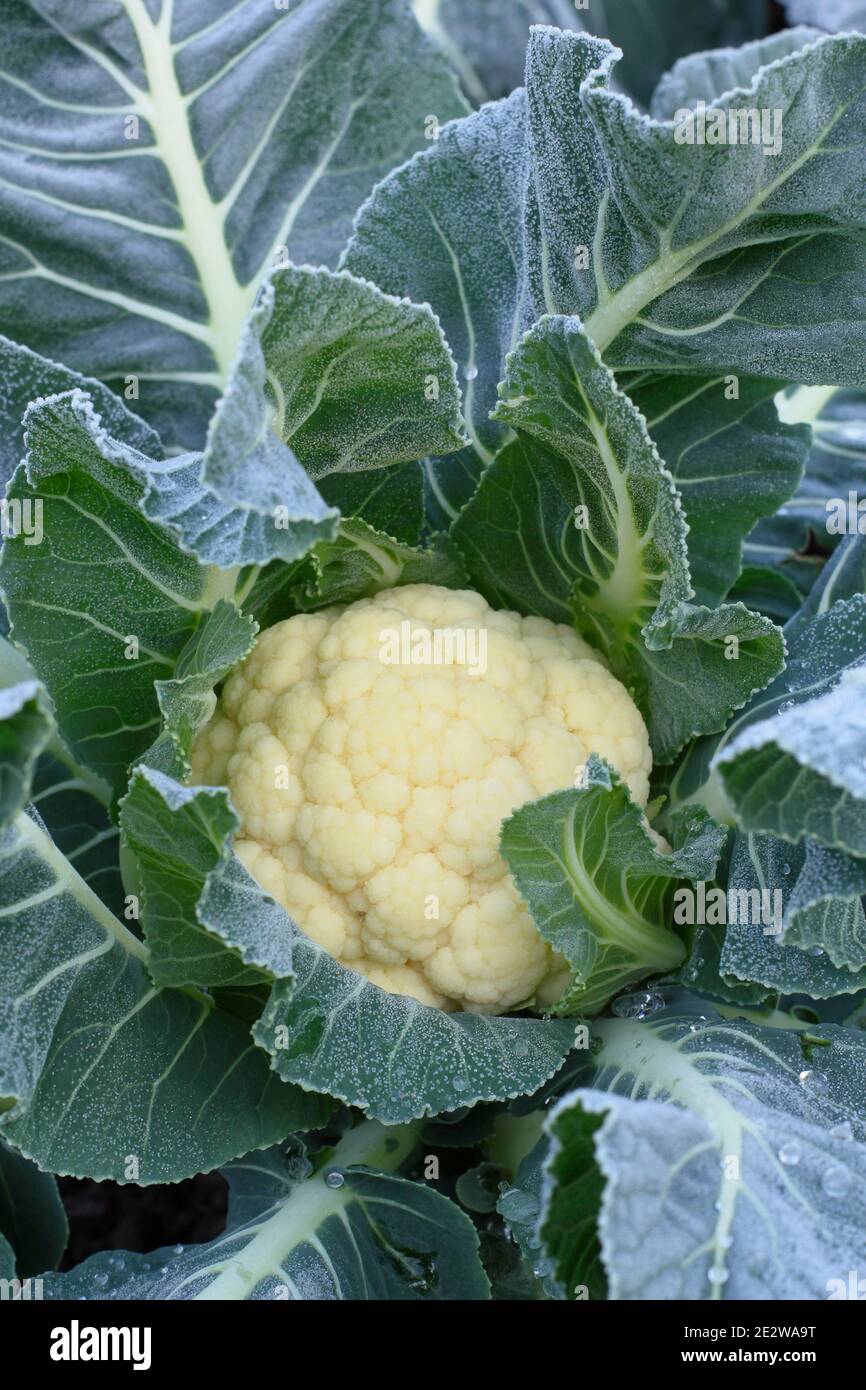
[195,1118,421,1301]
[487,1111,547,1180]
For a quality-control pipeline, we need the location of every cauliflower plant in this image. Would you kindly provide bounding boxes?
[190,584,652,1014]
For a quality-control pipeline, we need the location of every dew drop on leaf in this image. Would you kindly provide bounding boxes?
[799,1069,829,1094]
[612,990,664,1020]
[822,1165,851,1198]
[778,1141,801,1166]
[829,1120,854,1142]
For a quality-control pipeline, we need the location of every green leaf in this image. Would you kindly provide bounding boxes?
[0,390,321,791]
[542,997,866,1299]
[726,565,804,625]
[715,665,866,854]
[666,591,866,829]
[717,832,866,998]
[122,762,577,1124]
[637,602,787,765]
[137,448,337,572]
[290,519,468,612]
[254,926,578,1124]
[319,463,424,546]
[0,336,160,492]
[453,318,786,761]
[203,268,465,519]
[120,766,294,989]
[495,1138,564,1300]
[650,27,823,119]
[41,1122,490,1300]
[0,0,467,447]
[0,1139,67,1277]
[622,373,808,607]
[745,386,866,597]
[0,636,123,913]
[0,800,330,1180]
[536,1109,607,1301]
[0,680,52,828]
[0,392,213,792]
[347,27,866,446]
[0,676,328,1180]
[146,600,258,780]
[500,757,726,1016]
[413,0,766,108]
[785,0,866,31]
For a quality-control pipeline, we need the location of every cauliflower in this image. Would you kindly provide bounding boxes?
[190,584,652,1014]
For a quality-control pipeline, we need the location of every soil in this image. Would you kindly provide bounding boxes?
[58,1172,228,1271]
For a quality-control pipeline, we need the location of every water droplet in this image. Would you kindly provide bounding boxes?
[612,989,665,1020]
[325,1170,345,1189]
[822,1165,850,1198]
[719,1235,734,1250]
[778,699,795,712]
[173,1244,185,1255]
[830,1120,854,1142]
[498,1187,538,1223]
[453,1074,468,1093]
[514,1039,529,1058]
[688,1015,708,1034]
[778,1141,801,1166]
[799,1069,830,1095]
[463,364,478,381]
[93,1272,109,1288]
[707,1266,729,1286]
[159,1266,169,1276]
[782,863,791,876]
[713,1200,723,1212]
[807,945,824,957]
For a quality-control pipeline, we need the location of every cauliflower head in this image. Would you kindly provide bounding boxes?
[190,584,652,1014]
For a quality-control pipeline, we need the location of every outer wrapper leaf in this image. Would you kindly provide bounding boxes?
[454,318,785,760]
[120,767,294,988]
[500,757,726,1016]
[540,998,866,1300]
[120,766,579,1121]
[714,665,866,855]
[39,1124,490,1301]
[0,0,467,446]
[255,928,578,1124]
[0,1140,67,1277]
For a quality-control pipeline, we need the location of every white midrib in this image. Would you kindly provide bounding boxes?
[194,1121,417,1300]
[341,525,403,586]
[593,1018,743,1296]
[411,0,487,106]
[583,406,646,626]
[13,810,148,962]
[124,0,251,379]
[585,110,846,356]
[560,805,685,970]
